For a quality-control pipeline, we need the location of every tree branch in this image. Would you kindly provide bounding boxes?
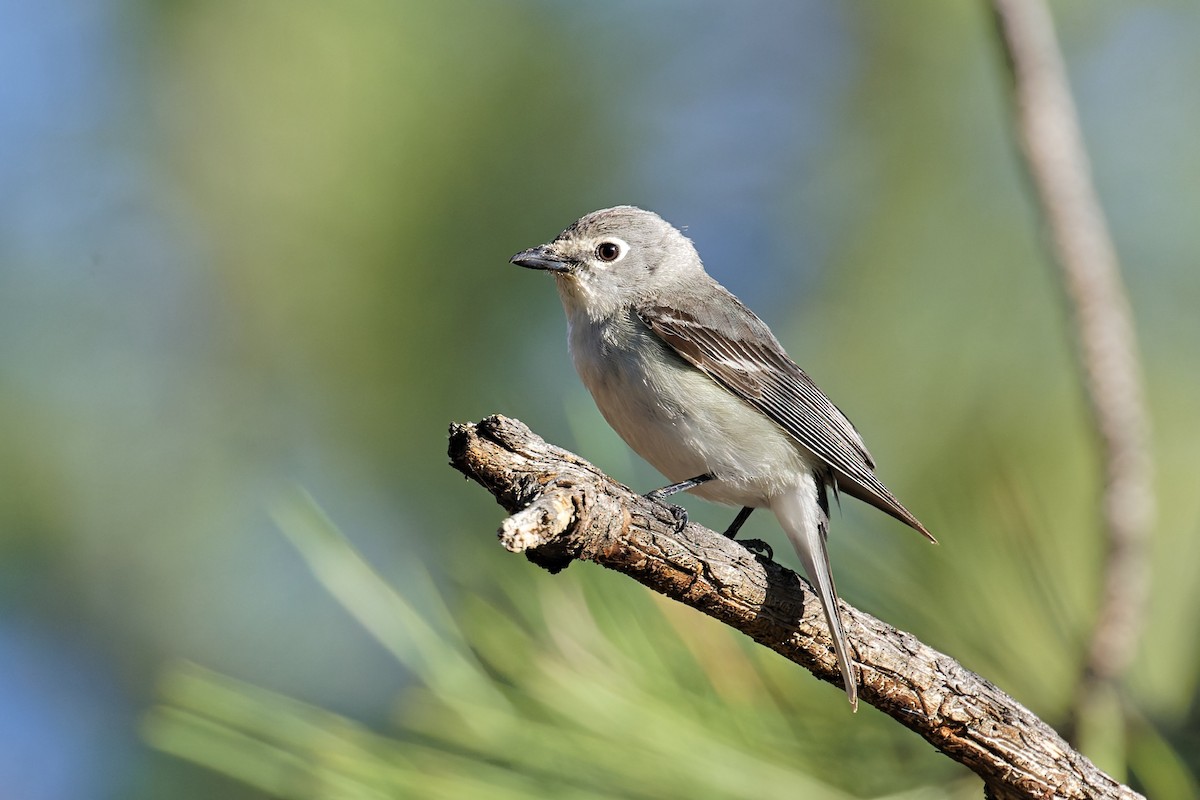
[989,0,1156,741]
[449,414,1143,800]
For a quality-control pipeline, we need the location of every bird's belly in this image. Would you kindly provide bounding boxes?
[574,334,811,508]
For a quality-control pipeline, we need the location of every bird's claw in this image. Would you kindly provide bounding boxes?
[643,490,691,532]
[665,503,689,532]
[739,538,773,560]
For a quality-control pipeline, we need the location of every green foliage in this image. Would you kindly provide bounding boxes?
[147,493,971,799]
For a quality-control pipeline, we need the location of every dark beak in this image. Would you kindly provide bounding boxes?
[510,245,571,273]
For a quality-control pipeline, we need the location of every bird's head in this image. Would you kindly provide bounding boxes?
[510,206,703,317]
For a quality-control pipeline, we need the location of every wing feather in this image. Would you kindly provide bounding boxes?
[639,300,933,541]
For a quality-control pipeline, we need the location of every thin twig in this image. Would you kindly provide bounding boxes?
[449,414,1144,800]
[989,0,1155,741]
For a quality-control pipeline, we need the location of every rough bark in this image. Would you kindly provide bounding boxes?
[448,415,1142,800]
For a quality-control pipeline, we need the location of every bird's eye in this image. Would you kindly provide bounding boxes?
[595,241,622,262]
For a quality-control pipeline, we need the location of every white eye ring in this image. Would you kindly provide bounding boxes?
[593,237,628,266]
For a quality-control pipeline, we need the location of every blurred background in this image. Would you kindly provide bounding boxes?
[2,1,1197,797]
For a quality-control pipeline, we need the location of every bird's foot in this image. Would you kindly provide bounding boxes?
[643,493,691,532]
[737,538,773,560]
[663,503,689,532]
[645,476,711,533]
[719,507,770,558]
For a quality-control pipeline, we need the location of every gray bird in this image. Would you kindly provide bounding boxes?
[511,205,933,709]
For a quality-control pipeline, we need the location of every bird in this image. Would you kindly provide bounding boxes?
[510,205,933,709]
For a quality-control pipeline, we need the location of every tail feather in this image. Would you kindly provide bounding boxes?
[834,472,935,543]
[772,477,858,710]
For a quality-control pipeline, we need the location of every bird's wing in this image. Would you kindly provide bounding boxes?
[638,299,933,540]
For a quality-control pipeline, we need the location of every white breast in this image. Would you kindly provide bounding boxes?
[564,305,812,508]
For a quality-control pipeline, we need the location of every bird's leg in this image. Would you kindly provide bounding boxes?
[645,473,713,531]
[723,506,755,538]
[722,506,773,560]
[646,473,713,500]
